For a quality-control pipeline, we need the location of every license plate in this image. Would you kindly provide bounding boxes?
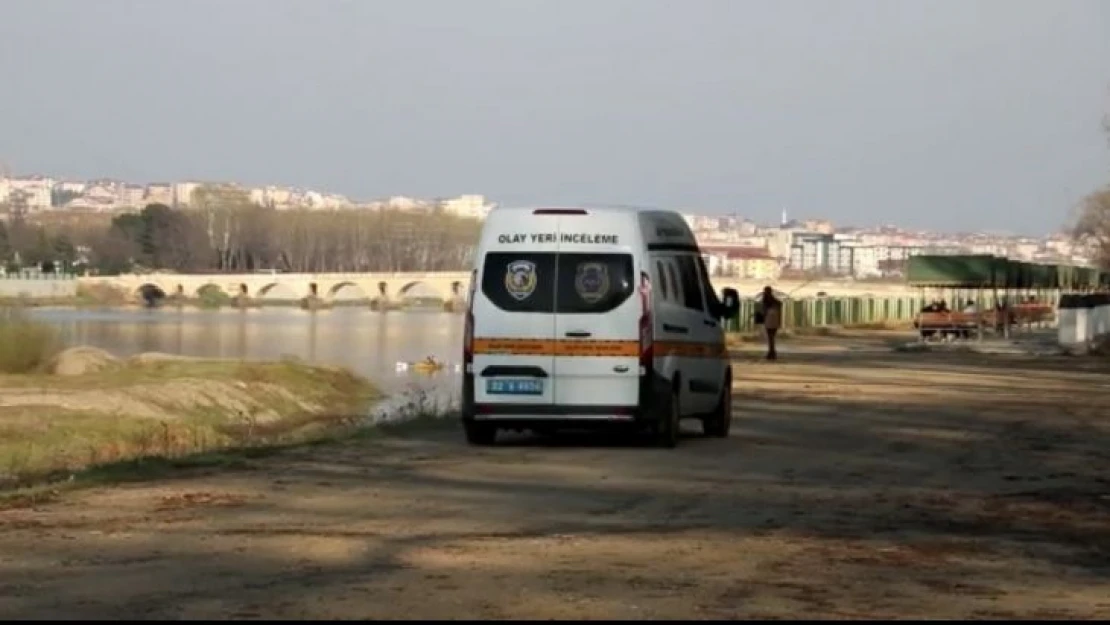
[486,378,544,395]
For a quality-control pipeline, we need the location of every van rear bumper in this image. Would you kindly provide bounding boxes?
[461,371,671,428]
[468,403,643,422]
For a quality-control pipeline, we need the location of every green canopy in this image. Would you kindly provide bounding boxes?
[906,254,1004,287]
[906,255,1091,290]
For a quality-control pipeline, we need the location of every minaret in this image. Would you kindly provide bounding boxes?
[780,207,787,227]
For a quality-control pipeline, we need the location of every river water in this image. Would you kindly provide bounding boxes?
[28,306,465,416]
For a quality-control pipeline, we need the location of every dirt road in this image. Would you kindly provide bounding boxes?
[2,338,1109,619]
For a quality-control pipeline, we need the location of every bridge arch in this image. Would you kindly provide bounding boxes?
[255,283,299,300]
[397,281,449,302]
[136,283,167,303]
[326,281,370,301]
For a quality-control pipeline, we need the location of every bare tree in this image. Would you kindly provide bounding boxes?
[1074,187,1110,269]
[21,189,483,274]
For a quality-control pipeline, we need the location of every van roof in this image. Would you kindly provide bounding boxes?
[482,205,699,250]
[487,204,680,216]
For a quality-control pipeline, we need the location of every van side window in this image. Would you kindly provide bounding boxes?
[694,254,721,313]
[655,259,670,301]
[665,262,680,305]
[675,255,706,313]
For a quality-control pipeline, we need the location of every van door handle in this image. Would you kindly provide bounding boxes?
[662,323,688,334]
[565,331,592,338]
[703,319,718,327]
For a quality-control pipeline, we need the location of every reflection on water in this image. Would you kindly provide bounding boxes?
[29,307,464,406]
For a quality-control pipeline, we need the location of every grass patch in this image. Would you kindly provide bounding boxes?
[75,282,131,306]
[196,285,232,309]
[0,305,62,373]
[0,356,380,503]
[373,385,461,435]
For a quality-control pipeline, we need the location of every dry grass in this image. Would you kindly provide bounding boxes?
[0,306,62,374]
[75,282,131,305]
[0,357,380,495]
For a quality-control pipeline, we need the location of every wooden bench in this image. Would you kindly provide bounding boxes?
[978,304,1054,329]
[914,311,982,340]
[1011,304,1054,326]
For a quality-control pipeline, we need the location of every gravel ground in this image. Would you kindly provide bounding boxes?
[1,337,1108,619]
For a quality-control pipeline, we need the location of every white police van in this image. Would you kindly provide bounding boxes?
[460,206,740,448]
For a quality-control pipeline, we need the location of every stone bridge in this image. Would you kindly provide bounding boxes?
[78,272,474,303]
[77,271,922,303]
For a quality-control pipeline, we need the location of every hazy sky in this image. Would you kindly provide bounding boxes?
[2,0,1108,235]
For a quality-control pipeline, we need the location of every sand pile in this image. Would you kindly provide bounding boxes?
[46,346,121,376]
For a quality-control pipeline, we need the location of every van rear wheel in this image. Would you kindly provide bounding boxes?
[654,389,680,449]
[463,421,497,446]
[703,375,732,438]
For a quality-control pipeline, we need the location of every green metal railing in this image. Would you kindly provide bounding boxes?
[724,291,1061,333]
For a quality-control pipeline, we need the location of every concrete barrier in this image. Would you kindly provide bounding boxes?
[1057,293,1110,350]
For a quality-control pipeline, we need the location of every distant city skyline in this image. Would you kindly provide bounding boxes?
[2,0,1108,237]
[0,166,1086,238]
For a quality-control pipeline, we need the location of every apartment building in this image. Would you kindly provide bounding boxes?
[172,181,202,207]
[145,183,174,206]
[118,184,146,208]
[4,176,54,210]
[701,245,782,281]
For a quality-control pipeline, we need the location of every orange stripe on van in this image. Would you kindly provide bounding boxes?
[472,338,554,356]
[654,341,729,359]
[473,338,725,359]
[554,340,640,357]
[472,338,640,357]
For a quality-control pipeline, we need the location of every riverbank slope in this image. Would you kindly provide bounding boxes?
[0,349,379,491]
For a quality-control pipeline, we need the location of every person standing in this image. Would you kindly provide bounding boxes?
[760,286,782,361]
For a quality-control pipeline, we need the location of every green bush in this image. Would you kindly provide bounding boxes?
[0,306,61,374]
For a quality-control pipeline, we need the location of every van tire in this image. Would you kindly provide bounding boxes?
[654,388,680,449]
[703,372,732,438]
[463,421,497,446]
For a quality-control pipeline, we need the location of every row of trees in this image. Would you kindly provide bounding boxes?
[1,185,482,275]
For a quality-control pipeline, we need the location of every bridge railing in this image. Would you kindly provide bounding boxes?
[1,272,78,281]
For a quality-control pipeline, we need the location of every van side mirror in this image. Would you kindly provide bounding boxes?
[719,287,740,319]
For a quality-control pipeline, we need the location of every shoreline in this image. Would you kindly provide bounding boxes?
[0,347,402,502]
[0,295,459,312]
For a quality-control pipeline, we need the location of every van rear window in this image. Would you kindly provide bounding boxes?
[481,252,634,314]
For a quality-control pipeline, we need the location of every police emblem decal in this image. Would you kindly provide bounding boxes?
[574,262,610,304]
[504,260,537,301]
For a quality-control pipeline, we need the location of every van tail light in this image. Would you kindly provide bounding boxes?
[638,271,653,375]
[463,269,478,369]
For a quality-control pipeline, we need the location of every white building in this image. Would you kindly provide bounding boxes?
[173,181,201,207]
[55,180,87,195]
[441,194,492,219]
[7,176,54,210]
[118,184,146,208]
[145,183,174,206]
